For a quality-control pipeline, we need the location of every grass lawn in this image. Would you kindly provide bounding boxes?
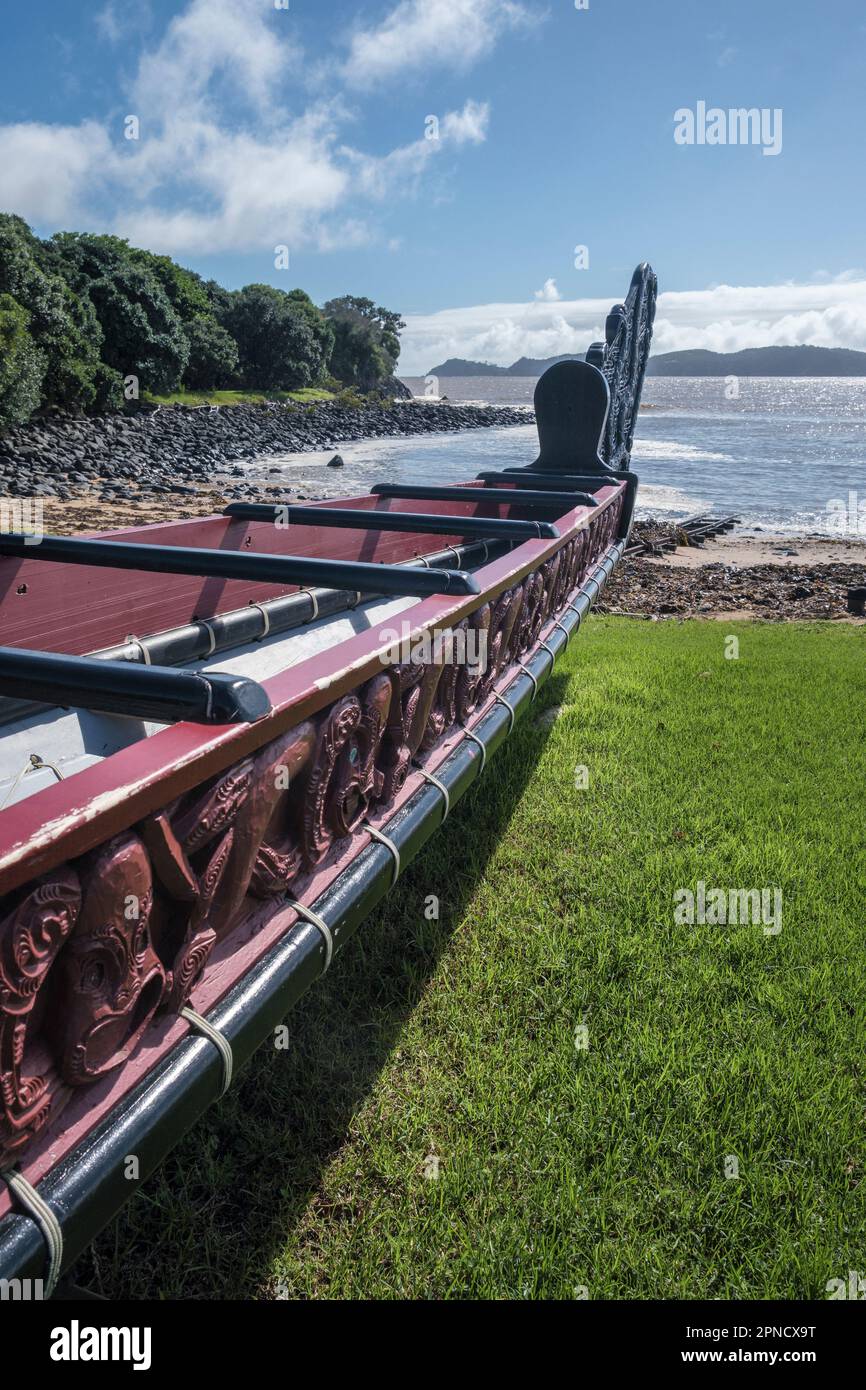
[81,618,864,1300]
[143,387,336,407]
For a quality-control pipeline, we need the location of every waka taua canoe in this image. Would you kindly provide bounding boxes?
[0,264,657,1291]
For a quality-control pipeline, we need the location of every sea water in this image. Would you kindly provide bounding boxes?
[238,377,866,537]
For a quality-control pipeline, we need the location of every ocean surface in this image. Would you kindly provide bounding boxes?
[241,377,866,537]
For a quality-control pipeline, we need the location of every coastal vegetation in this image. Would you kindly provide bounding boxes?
[76,617,864,1299]
[0,214,404,427]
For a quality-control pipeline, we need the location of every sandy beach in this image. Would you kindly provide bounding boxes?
[643,534,866,569]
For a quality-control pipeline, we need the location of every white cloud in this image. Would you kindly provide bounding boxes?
[342,0,531,89]
[132,0,292,118]
[345,100,489,204]
[118,125,353,254]
[0,121,115,223]
[0,0,503,257]
[94,3,156,49]
[810,268,865,284]
[397,279,866,373]
[440,100,490,145]
[95,3,122,43]
[534,278,561,302]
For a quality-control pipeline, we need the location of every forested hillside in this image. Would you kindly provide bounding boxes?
[0,214,403,427]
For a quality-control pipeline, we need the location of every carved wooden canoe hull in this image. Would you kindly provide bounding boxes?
[0,264,656,1291]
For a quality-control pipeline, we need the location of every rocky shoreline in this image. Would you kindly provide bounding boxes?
[0,399,532,503]
[601,521,865,621]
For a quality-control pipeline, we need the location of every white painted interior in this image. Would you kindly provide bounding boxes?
[0,592,417,812]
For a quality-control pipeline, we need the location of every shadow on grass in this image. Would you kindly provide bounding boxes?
[72,672,569,1300]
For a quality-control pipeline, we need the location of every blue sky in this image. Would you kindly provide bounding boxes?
[1,0,865,371]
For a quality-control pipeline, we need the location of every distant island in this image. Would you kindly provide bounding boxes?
[425,346,866,378]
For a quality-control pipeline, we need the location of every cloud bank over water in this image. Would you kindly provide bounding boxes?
[398,277,866,374]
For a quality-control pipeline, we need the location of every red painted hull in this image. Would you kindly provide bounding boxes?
[0,479,625,1189]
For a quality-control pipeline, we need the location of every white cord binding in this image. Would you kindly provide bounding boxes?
[493,691,516,734]
[125,634,152,665]
[249,602,271,640]
[297,588,319,621]
[198,619,217,657]
[180,1006,233,1096]
[1,1168,64,1299]
[414,765,450,819]
[538,640,557,673]
[287,899,334,973]
[551,618,571,644]
[363,824,401,884]
[0,754,64,812]
[463,726,487,772]
[516,661,539,700]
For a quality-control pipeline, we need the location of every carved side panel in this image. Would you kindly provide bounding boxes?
[47,836,164,1086]
[0,523,623,1165]
[0,871,80,1162]
[153,721,318,1010]
[303,676,391,864]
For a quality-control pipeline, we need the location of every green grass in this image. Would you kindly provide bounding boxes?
[143,387,336,407]
[79,618,865,1300]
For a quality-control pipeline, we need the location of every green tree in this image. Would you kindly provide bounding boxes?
[286,289,335,384]
[125,251,241,389]
[222,284,323,390]
[202,278,235,322]
[0,294,44,428]
[183,315,240,390]
[48,233,189,395]
[323,296,405,390]
[0,214,109,415]
[127,249,212,324]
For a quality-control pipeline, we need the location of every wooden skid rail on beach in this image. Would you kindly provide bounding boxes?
[624,514,741,557]
[0,263,657,1293]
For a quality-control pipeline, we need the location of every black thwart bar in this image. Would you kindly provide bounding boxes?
[0,532,480,598]
[482,468,638,537]
[504,467,632,482]
[476,471,610,493]
[0,647,272,724]
[369,483,597,509]
[224,501,559,540]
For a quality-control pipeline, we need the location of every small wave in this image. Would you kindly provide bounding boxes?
[632,439,735,464]
[635,483,711,517]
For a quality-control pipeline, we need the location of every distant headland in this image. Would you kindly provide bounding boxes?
[425,346,866,378]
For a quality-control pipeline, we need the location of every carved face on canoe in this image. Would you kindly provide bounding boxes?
[304,678,392,863]
[318,698,374,841]
[49,835,165,1085]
